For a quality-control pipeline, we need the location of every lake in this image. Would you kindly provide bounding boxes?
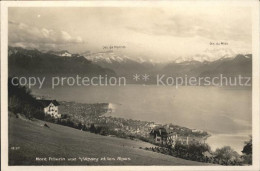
[32,85,252,154]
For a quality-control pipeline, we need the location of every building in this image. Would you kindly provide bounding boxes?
[166,133,190,147]
[37,100,61,118]
[178,136,189,145]
[167,133,178,147]
[202,151,213,158]
[150,127,168,145]
[191,129,203,133]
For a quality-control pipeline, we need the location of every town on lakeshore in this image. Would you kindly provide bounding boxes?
[37,98,209,147]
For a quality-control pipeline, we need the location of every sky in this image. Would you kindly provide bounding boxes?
[8,7,252,62]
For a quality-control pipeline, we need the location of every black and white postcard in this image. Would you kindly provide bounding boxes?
[1,1,260,170]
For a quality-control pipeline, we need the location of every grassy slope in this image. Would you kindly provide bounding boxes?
[9,116,209,165]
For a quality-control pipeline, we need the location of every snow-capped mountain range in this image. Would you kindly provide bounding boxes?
[81,48,249,64]
[174,48,237,63]
[8,46,252,83]
[9,46,250,64]
[82,50,158,65]
[83,51,132,63]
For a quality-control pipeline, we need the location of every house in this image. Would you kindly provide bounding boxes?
[37,100,61,118]
[202,151,213,158]
[149,123,160,129]
[191,129,203,133]
[150,127,168,145]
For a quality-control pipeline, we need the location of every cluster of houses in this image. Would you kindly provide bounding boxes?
[35,98,208,150]
[149,127,206,148]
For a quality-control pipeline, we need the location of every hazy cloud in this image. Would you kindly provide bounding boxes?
[126,11,251,43]
[8,7,252,61]
[9,21,83,49]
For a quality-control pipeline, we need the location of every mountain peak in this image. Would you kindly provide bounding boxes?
[8,46,41,57]
[47,50,72,57]
[173,48,239,63]
[83,51,133,64]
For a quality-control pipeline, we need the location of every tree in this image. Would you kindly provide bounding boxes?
[214,146,241,165]
[241,137,252,165]
[89,123,96,133]
[242,137,252,155]
[187,143,211,158]
[174,142,188,156]
[8,77,45,119]
[82,124,87,131]
[77,123,83,130]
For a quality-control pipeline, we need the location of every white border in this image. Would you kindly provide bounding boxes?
[1,1,259,171]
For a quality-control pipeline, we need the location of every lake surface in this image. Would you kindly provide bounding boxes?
[32,85,252,153]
